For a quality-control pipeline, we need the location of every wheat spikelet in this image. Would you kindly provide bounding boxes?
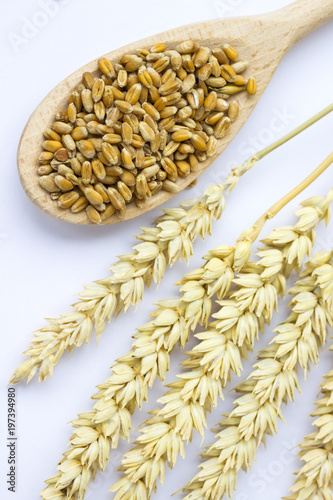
[109,194,332,500]
[181,251,333,500]
[285,369,333,500]
[10,158,258,385]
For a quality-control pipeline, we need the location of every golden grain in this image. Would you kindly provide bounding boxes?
[54,175,73,192]
[108,186,126,210]
[58,191,80,208]
[228,101,239,121]
[82,71,94,89]
[91,158,106,180]
[39,41,255,222]
[247,77,257,95]
[86,204,101,224]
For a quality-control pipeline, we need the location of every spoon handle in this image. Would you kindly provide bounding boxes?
[273,0,333,46]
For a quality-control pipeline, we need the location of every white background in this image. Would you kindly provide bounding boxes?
[1,0,333,499]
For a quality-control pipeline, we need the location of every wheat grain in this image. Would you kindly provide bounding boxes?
[38,42,256,222]
[109,193,333,499]
[182,251,333,500]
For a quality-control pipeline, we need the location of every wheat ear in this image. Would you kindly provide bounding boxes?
[110,185,333,499]
[181,251,333,500]
[39,181,333,500]
[284,255,333,500]
[11,107,333,385]
[39,225,259,500]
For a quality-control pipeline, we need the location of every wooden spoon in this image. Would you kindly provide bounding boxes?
[18,0,333,225]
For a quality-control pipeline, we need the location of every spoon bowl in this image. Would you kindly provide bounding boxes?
[18,0,333,224]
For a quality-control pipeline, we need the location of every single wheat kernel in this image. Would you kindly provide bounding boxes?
[37,165,53,175]
[43,128,61,141]
[54,175,73,192]
[57,165,73,177]
[100,204,116,220]
[39,175,60,193]
[108,187,126,210]
[228,102,239,121]
[212,47,229,64]
[221,84,246,95]
[117,181,132,202]
[98,58,116,79]
[39,151,54,164]
[215,116,231,138]
[84,187,104,206]
[221,64,237,83]
[91,159,106,181]
[62,134,76,152]
[71,196,88,213]
[162,179,180,193]
[43,140,63,153]
[172,130,193,142]
[247,77,257,95]
[223,43,238,60]
[234,74,247,86]
[71,127,88,141]
[94,182,110,203]
[58,191,80,208]
[92,79,105,103]
[191,134,207,151]
[82,71,95,89]
[67,103,77,124]
[231,60,248,73]
[81,89,94,113]
[55,110,69,123]
[86,205,101,224]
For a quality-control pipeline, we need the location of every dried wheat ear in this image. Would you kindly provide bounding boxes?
[181,251,333,500]
[40,191,333,500]
[111,201,333,500]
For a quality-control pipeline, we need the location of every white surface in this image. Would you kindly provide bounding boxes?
[0,1,333,499]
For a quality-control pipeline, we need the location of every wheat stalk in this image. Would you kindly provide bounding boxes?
[284,255,333,500]
[10,106,333,385]
[39,182,333,500]
[181,251,333,500]
[109,189,333,500]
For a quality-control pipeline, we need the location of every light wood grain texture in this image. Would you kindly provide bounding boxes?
[17,0,333,225]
